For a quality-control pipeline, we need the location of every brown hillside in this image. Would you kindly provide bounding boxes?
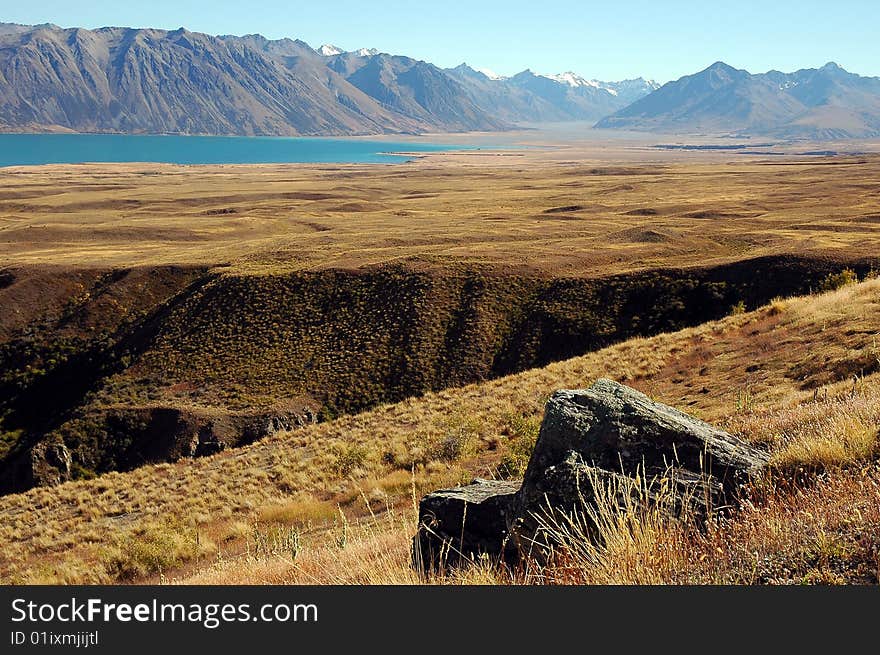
[1,277,879,583]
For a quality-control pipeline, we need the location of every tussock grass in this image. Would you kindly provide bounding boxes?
[3,278,880,583]
[526,468,694,585]
[511,463,880,586]
[770,416,878,473]
[256,497,339,527]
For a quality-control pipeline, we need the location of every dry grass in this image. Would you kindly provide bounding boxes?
[255,497,339,527]
[182,463,880,586]
[2,157,880,275]
[1,277,879,584]
[510,463,880,585]
[4,156,880,488]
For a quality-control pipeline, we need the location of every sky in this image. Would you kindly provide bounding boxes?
[2,0,878,83]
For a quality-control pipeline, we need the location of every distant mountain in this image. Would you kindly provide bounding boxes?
[0,22,59,36]
[596,61,880,138]
[446,64,658,123]
[3,22,876,140]
[318,44,344,56]
[445,64,570,122]
[325,52,508,130]
[0,22,662,135]
[540,71,659,104]
[0,23,504,135]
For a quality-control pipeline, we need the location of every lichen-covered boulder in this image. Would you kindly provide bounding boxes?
[509,379,768,556]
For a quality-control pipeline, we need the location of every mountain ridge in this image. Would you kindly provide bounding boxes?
[596,60,880,138]
[0,22,657,136]
[1,23,878,139]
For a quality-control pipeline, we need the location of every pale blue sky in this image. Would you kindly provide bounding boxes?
[2,1,878,82]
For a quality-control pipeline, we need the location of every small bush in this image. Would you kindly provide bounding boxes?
[766,297,788,316]
[497,413,541,478]
[819,268,858,293]
[334,443,369,476]
[103,520,201,581]
[436,430,472,462]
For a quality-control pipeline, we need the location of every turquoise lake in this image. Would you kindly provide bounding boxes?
[0,133,468,166]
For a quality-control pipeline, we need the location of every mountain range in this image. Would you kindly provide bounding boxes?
[1,22,879,139]
[0,22,652,136]
[597,61,880,138]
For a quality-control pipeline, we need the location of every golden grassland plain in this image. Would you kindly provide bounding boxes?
[1,277,879,584]
[1,150,880,585]
[2,155,880,274]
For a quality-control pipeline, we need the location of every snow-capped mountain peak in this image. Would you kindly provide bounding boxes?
[475,67,506,80]
[317,44,344,56]
[537,72,662,98]
[543,71,597,88]
[317,44,379,57]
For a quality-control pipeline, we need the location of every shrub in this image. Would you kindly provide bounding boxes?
[766,297,788,316]
[436,430,472,462]
[334,443,369,476]
[497,413,541,478]
[819,268,858,293]
[102,520,201,580]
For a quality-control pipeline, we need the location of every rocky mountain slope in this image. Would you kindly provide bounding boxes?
[0,24,497,135]
[2,23,879,138]
[0,22,655,135]
[597,61,880,138]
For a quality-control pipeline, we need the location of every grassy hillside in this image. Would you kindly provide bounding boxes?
[2,255,872,491]
[2,156,880,584]
[2,276,879,584]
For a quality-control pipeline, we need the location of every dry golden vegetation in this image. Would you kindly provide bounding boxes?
[2,154,880,584]
[3,157,880,482]
[2,156,880,274]
[2,276,879,584]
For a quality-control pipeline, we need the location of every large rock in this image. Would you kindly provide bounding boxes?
[509,379,769,556]
[413,478,520,574]
[511,451,724,560]
[413,379,769,573]
[520,379,767,492]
